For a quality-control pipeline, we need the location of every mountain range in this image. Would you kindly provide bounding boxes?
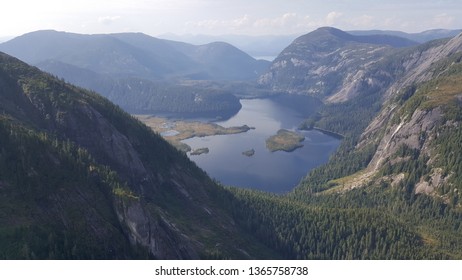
[0,26,462,259]
[160,29,462,58]
[0,30,271,118]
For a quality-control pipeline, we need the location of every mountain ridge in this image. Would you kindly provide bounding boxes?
[0,30,269,81]
[0,30,257,117]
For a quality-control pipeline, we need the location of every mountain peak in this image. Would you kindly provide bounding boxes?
[296,26,417,48]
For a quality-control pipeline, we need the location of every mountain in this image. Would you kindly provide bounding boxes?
[348,29,462,43]
[294,30,462,215]
[245,28,462,259]
[352,32,462,199]
[0,52,276,259]
[269,27,462,200]
[0,30,264,117]
[258,27,411,102]
[0,30,269,81]
[158,33,299,59]
[163,40,271,80]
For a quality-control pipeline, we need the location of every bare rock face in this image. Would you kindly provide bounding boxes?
[366,108,442,173]
[115,198,199,259]
[354,32,462,195]
[258,27,397,102]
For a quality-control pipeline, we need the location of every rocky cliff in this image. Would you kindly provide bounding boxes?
[258,27,410,102]
[334,32,462,204]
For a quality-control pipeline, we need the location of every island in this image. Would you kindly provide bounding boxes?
[266,129,305,152]
[242,149,255,157]
[134,115,253,152]
[190,147,209,156]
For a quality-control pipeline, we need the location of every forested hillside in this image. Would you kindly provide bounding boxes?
[0,52,276,259]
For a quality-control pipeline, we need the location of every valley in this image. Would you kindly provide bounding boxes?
[0,25,462,260]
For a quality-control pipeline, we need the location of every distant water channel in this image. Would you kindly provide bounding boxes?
[182,98,341,193]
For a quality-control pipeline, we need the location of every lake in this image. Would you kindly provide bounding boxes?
[182,98,341,193]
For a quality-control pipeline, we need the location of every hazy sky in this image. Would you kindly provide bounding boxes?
[1,0,462,38]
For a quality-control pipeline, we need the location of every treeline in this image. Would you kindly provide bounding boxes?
[222,187,458,259]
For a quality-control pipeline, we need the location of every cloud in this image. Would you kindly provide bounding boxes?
[350,15,375,27]
[187,13,307,34]
[432,13,455,27]
[253,13,298,29]
[98,16,121,25]
[325,11,343,26]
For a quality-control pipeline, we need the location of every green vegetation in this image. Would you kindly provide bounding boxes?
[136,115,252,152]
[265,129,305,152]
[190,147,209,156]
[242,149,255,157]
[223,186,462,259]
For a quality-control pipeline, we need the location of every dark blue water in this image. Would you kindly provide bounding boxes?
[183,98,340,193]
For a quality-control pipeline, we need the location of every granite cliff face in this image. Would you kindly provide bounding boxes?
[323,32,462,202]
[258,27,407,102]
[360,34,462,165]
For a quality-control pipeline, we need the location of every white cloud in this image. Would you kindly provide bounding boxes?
[350,15,375,28]
[98,16,121,25]
[432,13,455,27]
[325,11,343,26]
[232,15,251,28]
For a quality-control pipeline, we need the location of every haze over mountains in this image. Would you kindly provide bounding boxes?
[159,29,462,58]
[1,26,462,259]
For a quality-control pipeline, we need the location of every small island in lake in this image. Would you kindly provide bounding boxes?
[190,147,209,156]
[266,129,305,152]
[134,115,253,152]
[242,149,255,157]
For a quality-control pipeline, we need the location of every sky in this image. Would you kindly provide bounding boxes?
[1,0,462,38]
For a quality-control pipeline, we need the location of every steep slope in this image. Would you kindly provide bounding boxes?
[0,52,276,259]
[353,33,462,202]
[259,27,461,104]
[258,27,403,102]
[290,30,462,200]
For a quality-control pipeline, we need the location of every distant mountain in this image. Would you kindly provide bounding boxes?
[0,30,269,81]
[0,36,13,43]
[0,51,276,259]
[348,29,462,43]
[0,30,265,117]
[159,33,299,59]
